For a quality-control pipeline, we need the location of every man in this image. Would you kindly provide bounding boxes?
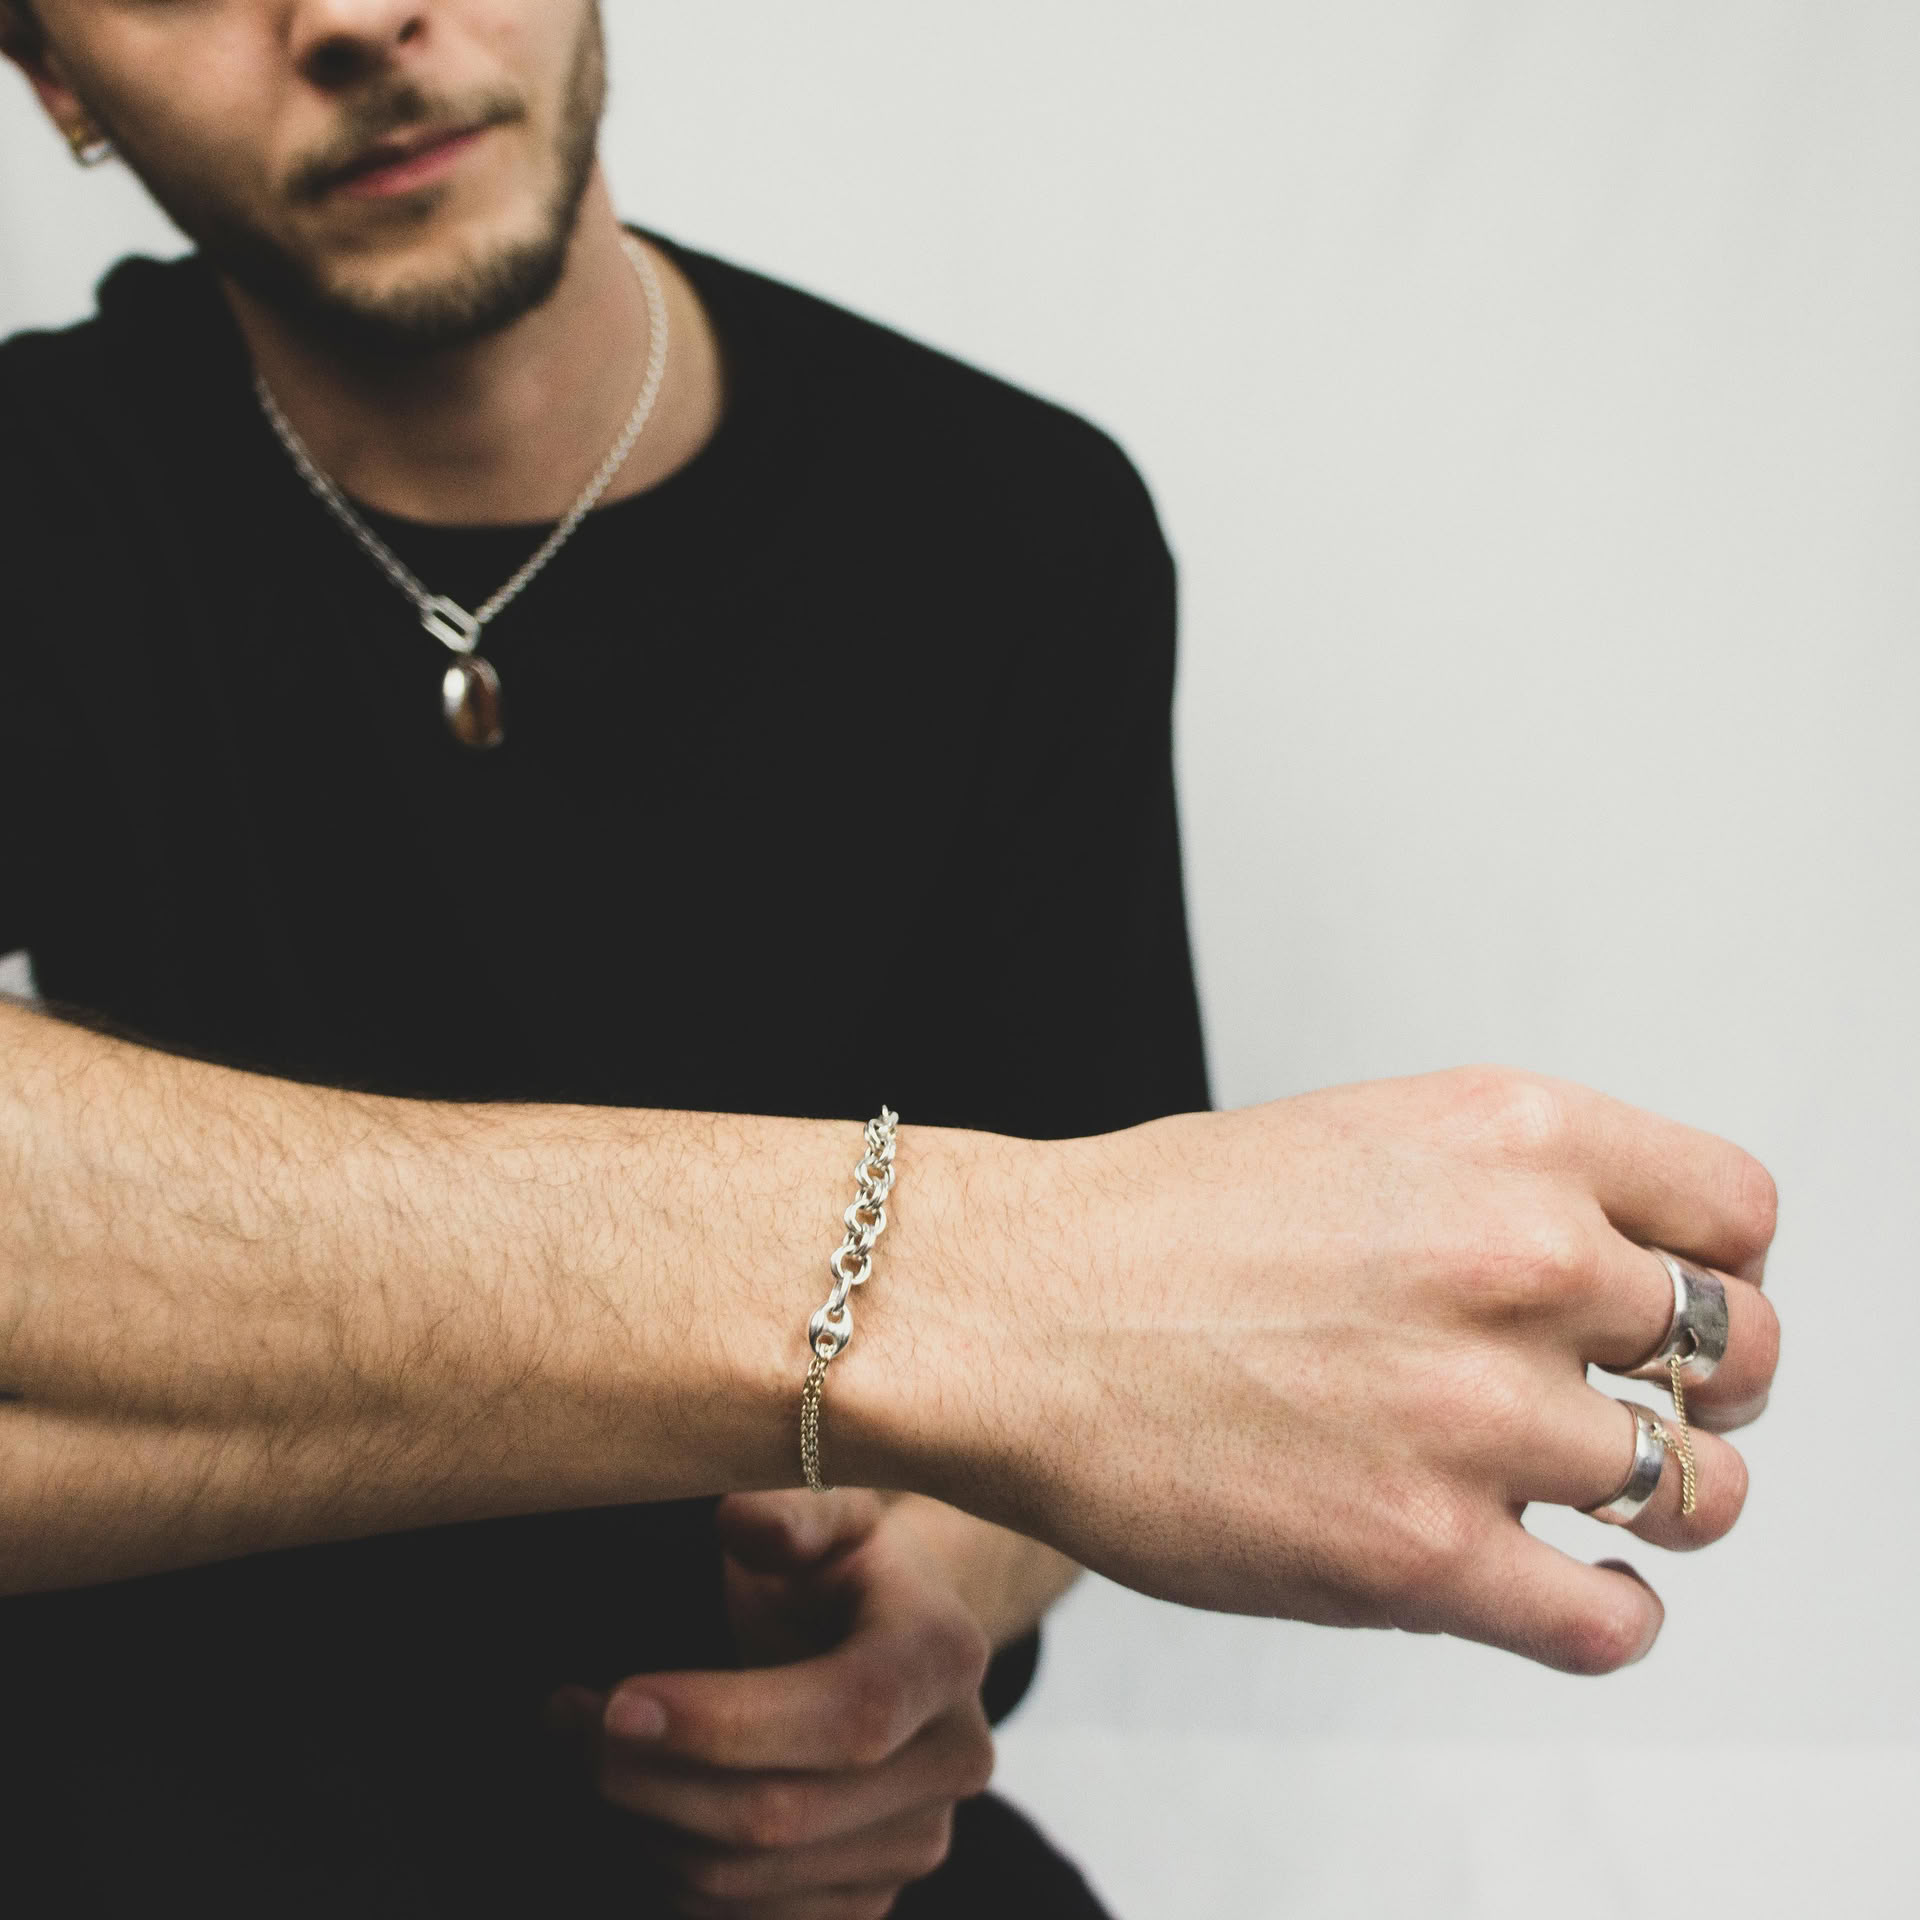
[0,4,1782,1916]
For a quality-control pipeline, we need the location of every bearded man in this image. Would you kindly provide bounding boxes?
[0,5,1782,1918]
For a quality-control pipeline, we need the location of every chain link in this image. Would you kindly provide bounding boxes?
[252,231,671,654]
[800,1107,899,1492]
[1656,1347,1699,1515]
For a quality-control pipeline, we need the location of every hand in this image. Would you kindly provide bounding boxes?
[865,1066,1782,1675]
[550,1489,995,1920]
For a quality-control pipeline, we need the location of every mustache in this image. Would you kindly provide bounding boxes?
[287,84,527,202]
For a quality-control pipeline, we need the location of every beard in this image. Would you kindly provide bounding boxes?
[96,5,606,359]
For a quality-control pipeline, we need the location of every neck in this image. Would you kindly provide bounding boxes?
[223,171,724,527]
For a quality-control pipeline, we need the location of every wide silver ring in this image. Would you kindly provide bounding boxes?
[1623,1248,1728,1388]
[1582,1403,1671,1525]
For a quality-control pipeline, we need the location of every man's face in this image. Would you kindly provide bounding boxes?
[15,0,606,355]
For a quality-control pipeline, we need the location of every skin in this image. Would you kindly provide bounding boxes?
[549,1491,1003,1919]
[2,7,1073,1913]
[0,1033,1780,1918]
[3,0,721,522]
[0,7,1784,1916]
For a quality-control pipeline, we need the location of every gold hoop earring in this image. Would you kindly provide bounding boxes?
[65,124,113,167]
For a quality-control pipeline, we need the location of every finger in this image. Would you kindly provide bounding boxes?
[1420,1513,1666,1675]
[603,1701,994,1849]
[1572,1227,1780,1427]
[605,1591,986,1769]
[1515,1385,1750,1551]
[717,1488,887,1574]
[643,1801,957,1906]
[1551,1080,1777,1283]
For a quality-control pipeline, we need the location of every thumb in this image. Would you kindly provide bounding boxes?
[715,1487,886,1573]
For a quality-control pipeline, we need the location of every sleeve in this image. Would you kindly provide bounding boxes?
[0,746,35,962]
[0,426,49,963]
[961,435,1212,1140]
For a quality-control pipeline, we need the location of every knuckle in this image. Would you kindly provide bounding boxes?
[1446,1062,1520,1111]
[675,1849,746,1901]
[910,1806,958,1879]
[1453,1067,1571,1160]
[1471,1214,1596,1319]
[681,1696,746,1763]
[736,1777,813,1852]
[925,1612,991,1697]
[1500,1082,1574,1160]
[841,1668,909,1767]
[950,1721,997,1801]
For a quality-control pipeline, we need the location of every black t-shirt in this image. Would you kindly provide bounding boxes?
[0,232,1209,1913]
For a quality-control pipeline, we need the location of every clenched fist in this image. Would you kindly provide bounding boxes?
[551,1490,996,1920]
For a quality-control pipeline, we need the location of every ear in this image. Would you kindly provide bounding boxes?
[0,3,96,149]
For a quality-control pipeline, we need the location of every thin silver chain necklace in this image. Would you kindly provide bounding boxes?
[253,231,670,750]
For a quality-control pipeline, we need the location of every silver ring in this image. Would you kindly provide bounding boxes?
[1623,1248,1728,1387]
[1582,1403,1671,1525]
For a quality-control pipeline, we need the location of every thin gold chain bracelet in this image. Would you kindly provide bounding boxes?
[800,1107,899,1492]
[1656,1340,1700,1515]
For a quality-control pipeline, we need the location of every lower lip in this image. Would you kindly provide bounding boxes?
[338,126,489,200]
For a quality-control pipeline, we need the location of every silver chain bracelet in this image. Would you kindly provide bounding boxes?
[801,1107,899,1492]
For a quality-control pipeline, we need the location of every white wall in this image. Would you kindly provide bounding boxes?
[4,6,1915,1914]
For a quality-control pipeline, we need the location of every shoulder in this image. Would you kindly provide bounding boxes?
[0,253,227,483]
[0,251,210,380]
[656,233,1170,573]
[0,293,102,458]
[0,255,234,713]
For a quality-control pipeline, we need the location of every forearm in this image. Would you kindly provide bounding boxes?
[885,1494,1083,1650]
[0,1000,1005,1594]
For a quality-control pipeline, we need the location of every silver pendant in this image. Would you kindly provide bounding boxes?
[442,655,505,749]
[421,596,505,750]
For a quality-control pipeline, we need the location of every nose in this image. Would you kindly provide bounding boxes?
[289,1,430,92]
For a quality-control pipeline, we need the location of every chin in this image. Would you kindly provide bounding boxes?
[338,195,553,290]
[224,173,582,357]
[327,236,574,355]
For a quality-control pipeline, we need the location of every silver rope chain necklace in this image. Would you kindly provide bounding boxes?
[253,231,670,750]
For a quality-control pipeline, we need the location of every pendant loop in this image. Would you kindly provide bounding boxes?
[421,595,482,654]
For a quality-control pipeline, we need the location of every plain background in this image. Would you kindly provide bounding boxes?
[3,4,1915,1914]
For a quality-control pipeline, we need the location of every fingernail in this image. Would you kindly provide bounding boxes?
[605,1692,667,1740]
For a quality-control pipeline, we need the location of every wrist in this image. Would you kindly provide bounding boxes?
[582,1109,1050,1509]
[636,1109,874,1496]
[820,1122,1094,1525]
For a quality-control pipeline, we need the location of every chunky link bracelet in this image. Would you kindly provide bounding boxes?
[801,1107,899,1492]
